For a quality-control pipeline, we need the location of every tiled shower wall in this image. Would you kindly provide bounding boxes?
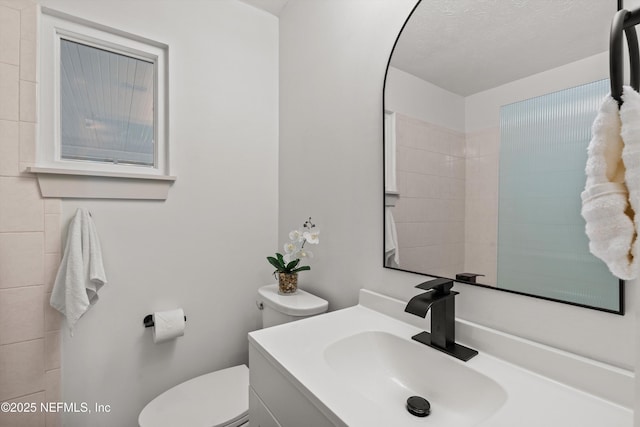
[391,112,499,284]
[0,1,63,426]
[392,113,466,277]
[464,127,499,286]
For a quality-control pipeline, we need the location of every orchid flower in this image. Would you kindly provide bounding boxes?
[289,229,304,242]
[303,229,320,244]
[267,217,319,275]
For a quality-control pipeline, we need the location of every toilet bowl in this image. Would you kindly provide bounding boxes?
[138,365,250,427]
[138,284,328,427]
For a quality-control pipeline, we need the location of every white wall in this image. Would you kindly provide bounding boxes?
[37,1,279,425]
[385,66,465,132]
[279,0,636,382]
[279,0,418,309]
[465,52,610,132]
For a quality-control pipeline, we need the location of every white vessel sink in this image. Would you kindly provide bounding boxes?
[324,331,506,426]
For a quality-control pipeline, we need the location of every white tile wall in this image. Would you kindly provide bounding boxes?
[19,3,36,39]
[0,119,19,175]
[0,339,45,401]
[0,6,20,65]
[389,115,501,284]
[464,127,500,285]
[391,113,465,277]
[19,120,36,170]
[0,285,44,344]
[43,292,62,332]
[44,369,61,427]
[43,252,60,293]
[0,0,32,10]
[0,177,44,231]
[44,331,60,371]
[0,2,61,425]
[19,79,36,122]
[0,62,19,120]
[44,214,61,254]
[0,232,44,288]
[19,35,35,81]
[0,391,45,426]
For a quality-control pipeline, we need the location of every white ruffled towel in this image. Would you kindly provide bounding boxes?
[581,87,640,280]
[50,208,107,333]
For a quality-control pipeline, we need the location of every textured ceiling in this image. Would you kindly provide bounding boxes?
[390,0,619,96]
[236,0,635,95]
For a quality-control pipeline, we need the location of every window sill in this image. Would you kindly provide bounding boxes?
[27,167,176,200]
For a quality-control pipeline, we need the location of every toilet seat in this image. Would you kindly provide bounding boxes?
[138,365,249,427]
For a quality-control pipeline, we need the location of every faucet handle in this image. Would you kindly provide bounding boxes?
[415,278,454,295]
[455,272,485,284]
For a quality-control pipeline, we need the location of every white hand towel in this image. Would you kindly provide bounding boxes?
[50,208,107,333]
[385,208,400,268]
[620,86,640,273]
[581,93,637,280]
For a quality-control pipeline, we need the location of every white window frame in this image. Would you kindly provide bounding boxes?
[37,7,171,179]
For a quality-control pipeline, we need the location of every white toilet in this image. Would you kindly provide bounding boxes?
[138,284,328,427]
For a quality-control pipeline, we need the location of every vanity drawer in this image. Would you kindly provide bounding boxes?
[249,343,338,427]
[249,386,281,427]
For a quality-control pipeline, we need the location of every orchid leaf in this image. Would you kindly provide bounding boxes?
[267,256,283,270]
[285,259,300,270]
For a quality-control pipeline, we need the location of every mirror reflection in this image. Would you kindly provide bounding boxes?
[384,0,623,312]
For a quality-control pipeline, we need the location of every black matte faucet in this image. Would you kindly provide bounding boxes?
[405,278,478,362]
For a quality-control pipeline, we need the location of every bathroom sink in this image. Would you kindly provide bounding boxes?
[249,290,632,427]
[324,331,507,426]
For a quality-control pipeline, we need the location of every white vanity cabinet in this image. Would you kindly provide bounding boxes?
[248,387,281,427]
[247,290,633,427]
[248,342,337,427]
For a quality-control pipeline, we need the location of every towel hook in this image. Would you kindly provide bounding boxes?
[610,8,640,105]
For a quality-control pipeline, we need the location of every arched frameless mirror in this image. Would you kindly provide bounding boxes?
[383,0,624,314]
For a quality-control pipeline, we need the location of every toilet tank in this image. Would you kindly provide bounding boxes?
[257,284,328,328]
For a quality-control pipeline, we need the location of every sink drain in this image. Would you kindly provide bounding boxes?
[406,396,431,417]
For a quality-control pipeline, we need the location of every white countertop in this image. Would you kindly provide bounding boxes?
[249,303,632,427]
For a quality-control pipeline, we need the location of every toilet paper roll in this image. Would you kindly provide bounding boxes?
[152,308,186,344]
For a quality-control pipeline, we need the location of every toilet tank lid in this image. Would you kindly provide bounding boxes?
[138,365,248,427]
[258,284,329,316]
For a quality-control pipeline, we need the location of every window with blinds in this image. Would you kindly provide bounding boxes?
[60,39,156,167]
[37,8,170,181]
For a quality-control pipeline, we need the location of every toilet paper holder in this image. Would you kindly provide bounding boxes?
[143,313,187,328]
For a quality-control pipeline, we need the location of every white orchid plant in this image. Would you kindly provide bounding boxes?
[267,218,320,275]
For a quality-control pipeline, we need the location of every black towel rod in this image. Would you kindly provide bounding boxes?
[610,7,640,105]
